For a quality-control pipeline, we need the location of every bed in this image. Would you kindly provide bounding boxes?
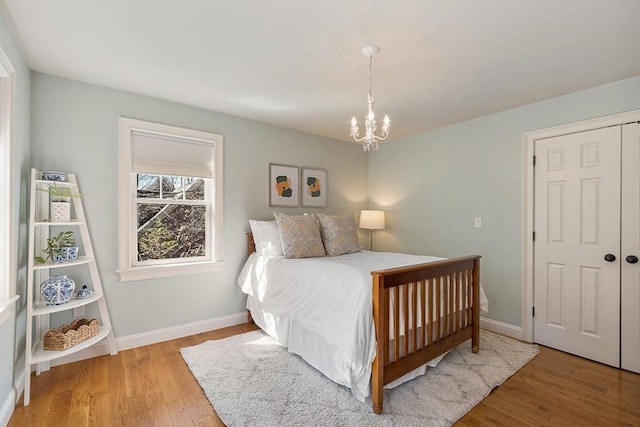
[238,217,484,414]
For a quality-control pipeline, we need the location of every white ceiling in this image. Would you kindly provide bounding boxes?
[1,0,639,142]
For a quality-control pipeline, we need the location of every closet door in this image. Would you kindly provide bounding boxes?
[621,122,640,374]
[534,126,621,366]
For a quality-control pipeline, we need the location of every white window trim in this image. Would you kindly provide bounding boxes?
[117,117,224,282]
[0,44,16,312]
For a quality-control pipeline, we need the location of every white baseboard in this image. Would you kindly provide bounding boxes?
[480,316,527,341]
[8,352,25,420]
[0,387,15,427]
[46,311,247,367]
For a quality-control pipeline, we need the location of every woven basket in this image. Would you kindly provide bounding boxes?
[43,318,99,351]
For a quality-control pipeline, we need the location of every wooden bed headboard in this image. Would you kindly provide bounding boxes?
[246,232,256,257]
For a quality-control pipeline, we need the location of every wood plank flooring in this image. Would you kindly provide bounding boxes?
[9,324,640,426]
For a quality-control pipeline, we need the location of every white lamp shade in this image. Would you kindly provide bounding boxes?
[359,210,385,230]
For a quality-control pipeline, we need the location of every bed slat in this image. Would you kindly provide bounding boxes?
[419,280,426,350]
[394,286,400,363]
[412,282,418,353]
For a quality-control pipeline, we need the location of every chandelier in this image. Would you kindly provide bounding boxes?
[349,45,390,152]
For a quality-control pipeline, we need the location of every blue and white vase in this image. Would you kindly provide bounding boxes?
[40,275,75,305]
[42,171,67,182]
[52,246,79,263]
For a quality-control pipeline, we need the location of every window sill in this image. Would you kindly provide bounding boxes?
[117,261,225,282]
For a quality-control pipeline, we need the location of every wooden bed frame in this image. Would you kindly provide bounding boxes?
[245,233,481,414]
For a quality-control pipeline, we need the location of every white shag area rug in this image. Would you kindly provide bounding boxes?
[180,330,538,427]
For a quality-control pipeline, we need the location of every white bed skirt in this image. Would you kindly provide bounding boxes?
[246,295,444,401]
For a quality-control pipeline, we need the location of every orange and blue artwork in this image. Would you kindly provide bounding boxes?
[306,176,321,198]
[275,175,293,197]
[301,167,327,207]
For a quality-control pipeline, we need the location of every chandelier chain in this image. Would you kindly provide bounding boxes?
[368,54,373,98]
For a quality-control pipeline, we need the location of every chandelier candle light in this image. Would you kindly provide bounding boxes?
[350,45,390,152]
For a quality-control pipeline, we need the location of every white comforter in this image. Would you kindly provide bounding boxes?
[237,250,489,402]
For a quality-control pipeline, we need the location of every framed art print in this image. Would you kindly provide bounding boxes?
[301,167,327,207]
[269,164,299,207]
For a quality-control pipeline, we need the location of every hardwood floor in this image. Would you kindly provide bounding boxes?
[9,324,640,426]
[458,341,640,426]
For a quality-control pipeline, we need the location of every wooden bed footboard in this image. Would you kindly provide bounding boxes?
[370,255,481,414]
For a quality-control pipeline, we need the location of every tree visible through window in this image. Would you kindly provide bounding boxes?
[136,174,207,262]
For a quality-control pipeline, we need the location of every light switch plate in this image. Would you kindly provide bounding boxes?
[474,218,482,228]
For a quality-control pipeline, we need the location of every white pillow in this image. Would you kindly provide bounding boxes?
[249,220,284,256]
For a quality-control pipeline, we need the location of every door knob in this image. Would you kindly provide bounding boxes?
[604,254,616,262]
[626,255,639,264]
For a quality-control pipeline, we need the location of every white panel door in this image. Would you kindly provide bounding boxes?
[621,123,640,374]
[534,126,621,366]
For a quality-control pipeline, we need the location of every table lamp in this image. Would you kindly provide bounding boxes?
[359,210,385,251]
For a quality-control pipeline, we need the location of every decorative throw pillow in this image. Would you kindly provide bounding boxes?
[317,213,361,256]
[249,220,284,256]
[273,212,326,258]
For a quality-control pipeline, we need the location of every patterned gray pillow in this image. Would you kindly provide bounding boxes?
[273,212,326,258]
[317,213,361,256]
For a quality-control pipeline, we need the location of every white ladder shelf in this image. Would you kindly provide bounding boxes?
[24,168,117,406]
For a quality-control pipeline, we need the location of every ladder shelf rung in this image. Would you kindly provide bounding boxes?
[32,291,102,316]
[34,220,86,226]
[32,256,94,270]
[30,326,111,365]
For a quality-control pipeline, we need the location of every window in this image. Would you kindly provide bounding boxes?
[0,45,17,324]
[118,118,224,281]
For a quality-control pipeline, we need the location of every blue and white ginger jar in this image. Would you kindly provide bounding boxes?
[42,171,67,182]
[40,275,75,305]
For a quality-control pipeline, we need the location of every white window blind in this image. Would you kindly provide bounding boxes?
[131,131,214,178]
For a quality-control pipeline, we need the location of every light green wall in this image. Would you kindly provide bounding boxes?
[0,11,31,417]
[30,73,369,337]
[369,76,640,327]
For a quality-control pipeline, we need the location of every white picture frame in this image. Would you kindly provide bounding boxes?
[301,167,327,208]
[269,163,299,207]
